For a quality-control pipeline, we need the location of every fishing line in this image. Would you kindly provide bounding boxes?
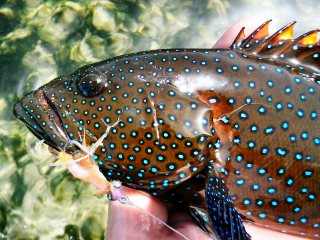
[109,181,191,240]
[213,102,276,123]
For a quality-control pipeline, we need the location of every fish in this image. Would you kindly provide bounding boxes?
[13,20,320,240]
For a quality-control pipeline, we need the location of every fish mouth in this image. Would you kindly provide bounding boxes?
[13,89,70,151]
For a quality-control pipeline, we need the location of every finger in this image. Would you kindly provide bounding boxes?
[213,17,264,48]
[105,187,168,240]
[245,223,311,240]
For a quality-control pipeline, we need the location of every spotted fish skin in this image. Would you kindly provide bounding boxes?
[13,22,320,240]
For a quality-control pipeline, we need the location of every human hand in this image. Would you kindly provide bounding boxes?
[105,187,308,240]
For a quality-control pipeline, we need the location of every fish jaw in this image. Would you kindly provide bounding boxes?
[13,89,69,151]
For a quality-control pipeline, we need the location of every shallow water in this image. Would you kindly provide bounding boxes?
[0,0,319,239]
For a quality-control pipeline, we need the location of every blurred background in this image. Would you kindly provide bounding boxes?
[0,0,319,239]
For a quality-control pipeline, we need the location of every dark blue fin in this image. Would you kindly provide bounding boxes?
[190,206,220,239]
[205,176,250,240]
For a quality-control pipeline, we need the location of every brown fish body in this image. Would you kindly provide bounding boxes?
[13,22,320,239]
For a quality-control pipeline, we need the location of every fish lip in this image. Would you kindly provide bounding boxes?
[13,99,61,151]
[13,89,69,151]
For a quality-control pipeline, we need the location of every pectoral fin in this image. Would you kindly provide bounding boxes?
[205,175,250,240]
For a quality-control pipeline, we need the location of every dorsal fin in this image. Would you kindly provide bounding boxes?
[232,21,320,83]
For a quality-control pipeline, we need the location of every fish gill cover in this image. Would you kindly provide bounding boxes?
[0,0,319,239]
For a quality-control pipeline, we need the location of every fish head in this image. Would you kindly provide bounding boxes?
[13,55,214,186]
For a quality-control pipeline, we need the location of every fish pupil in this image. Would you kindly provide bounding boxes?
[76,71,107,97]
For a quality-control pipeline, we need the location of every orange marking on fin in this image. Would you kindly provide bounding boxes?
[270,22,296,43]
[275,23,295,41]
[253,20,271,39]
[298,31,319,45]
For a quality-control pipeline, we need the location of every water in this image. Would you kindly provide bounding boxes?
[0,0,318,239]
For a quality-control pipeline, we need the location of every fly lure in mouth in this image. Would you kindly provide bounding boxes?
[13,20,320,240]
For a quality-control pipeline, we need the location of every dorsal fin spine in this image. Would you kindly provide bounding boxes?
[231,21,320,83]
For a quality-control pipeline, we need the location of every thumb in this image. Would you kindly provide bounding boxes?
[105,187,168,240]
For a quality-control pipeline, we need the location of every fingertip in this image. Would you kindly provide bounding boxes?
[212,17,268,48]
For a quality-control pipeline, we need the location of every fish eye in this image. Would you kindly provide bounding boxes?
[76,71,107,98]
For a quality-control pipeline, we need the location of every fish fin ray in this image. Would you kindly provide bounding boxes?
[232,21,320,83]
[190,205,220,238]
[205,174,250,240]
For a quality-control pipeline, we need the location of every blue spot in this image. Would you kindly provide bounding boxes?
[277,168,285,175]
[236,179,245,185]
[265,127,275,134]
[151,167,158,173]
[167,67,174,72]
[276,148,287,157]
[252,184,260,191]
[248,141,255,148]
[286,178,294,186]
[296,109,305,118]
[184,67,191,73]
[216,67,224,73]
[304,170,313,177]
[258,213,266,219]
[232,65,239,71]
[267,187,276,194]
[228,97,236,105]
[234,81,241,88]
[256,200,264,206]
[258,168,267,175]
[286,197,294,203]
[281,121,289,130]
[308,194,315,200]
[301,132,309,139]
[285,87,292,93]
[295,153,303,160]
[275,102,283,110]
[300,217,308,224]
[310,111,318,119]
[250,125,258,132]
[179,173,186,178]
[248,66,255,71]
[261,147,269,155]
[290,135,297,142]
[294,207,301,213]
[249,81,256,88]
[236,155,243,162]
[239,111,248,119]
[267,80,274,87]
